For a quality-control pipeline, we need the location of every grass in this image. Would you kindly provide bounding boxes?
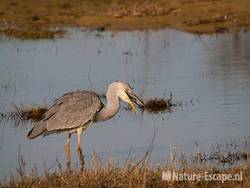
[5,166,248,188]
[1,138,249,188]
[144,98,172,113]
[0,27,65,40]
[0,0,250,39]
[2,104,48,122]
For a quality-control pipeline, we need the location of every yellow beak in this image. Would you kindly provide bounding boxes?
[128,99,138,113]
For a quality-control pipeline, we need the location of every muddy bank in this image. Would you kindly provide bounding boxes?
[0,0,250,39]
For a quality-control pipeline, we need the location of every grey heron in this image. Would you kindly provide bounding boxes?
[27,81,144,169]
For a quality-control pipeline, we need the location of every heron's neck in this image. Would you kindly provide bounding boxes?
[96,89,119,122]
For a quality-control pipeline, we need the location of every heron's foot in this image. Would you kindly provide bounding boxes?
[77,147,85,171]
[66,161,72,174]
[65,134,71,166]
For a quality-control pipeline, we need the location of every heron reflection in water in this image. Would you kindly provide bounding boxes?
[27,81,144,170]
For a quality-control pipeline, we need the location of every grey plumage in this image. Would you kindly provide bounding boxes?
[27,121,46,139]
[27,90,103,139]
[27,81,144,168]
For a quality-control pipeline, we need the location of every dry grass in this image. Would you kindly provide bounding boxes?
[0,27,65,40]
[5,166,249,188]
[3,104,48,122]
[1,142,249,188]
[191,140,249,165]
[1,134,250,187]
[144,98,172,113]
[0,0,250,39]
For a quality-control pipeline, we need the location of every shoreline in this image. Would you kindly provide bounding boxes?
[0,0,250,39]
[1,140,249,187]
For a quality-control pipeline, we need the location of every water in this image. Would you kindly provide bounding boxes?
[0,29,250,179]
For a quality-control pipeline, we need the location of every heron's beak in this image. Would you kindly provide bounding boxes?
[126,91,145,113]
[128,99,138,113]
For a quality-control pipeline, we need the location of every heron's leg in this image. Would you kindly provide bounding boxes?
[77,128,85,171]
[77,128,82,150]
[65,133,71,170]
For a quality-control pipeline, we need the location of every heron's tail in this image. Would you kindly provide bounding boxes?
[27,121,46,139]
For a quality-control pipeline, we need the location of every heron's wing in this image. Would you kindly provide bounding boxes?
[43,91,103,131]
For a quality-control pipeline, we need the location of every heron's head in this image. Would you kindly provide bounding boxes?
[110,81,144,113]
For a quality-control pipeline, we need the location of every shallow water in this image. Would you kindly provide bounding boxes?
[0,29,250,179]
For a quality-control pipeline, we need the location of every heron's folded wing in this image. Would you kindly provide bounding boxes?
[43,91,102,131]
